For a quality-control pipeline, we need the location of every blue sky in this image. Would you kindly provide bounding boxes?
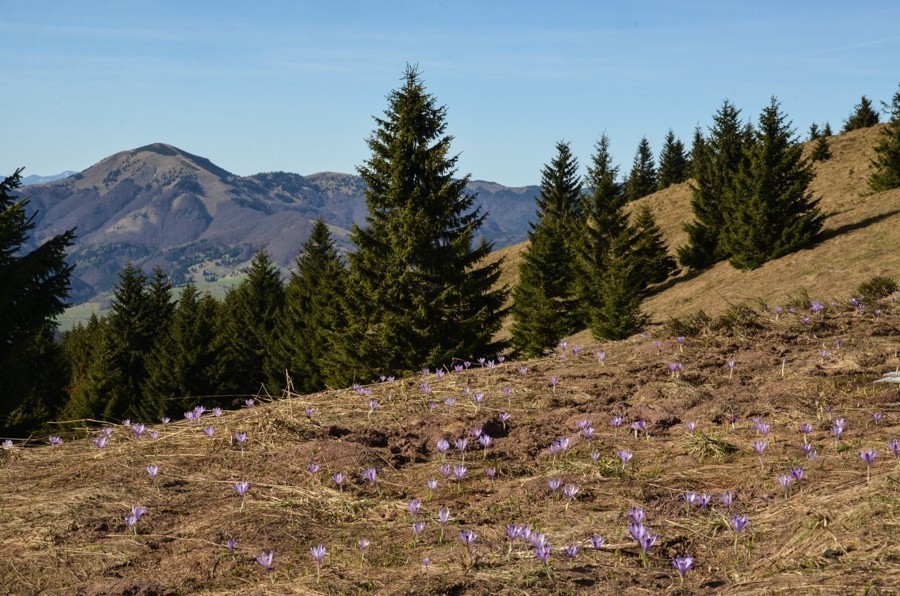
[2,0,898,186]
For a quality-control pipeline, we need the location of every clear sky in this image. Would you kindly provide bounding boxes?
[2,0,898,187]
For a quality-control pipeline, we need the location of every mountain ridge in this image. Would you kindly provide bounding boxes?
[21,143,538,306]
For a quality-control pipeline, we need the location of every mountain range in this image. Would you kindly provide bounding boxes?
[19,143,539,304]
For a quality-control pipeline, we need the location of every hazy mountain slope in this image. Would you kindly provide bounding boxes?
[21,144,539,304]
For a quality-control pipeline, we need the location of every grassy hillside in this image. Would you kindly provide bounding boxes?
[492,125,900,340]
[2,292,899,594]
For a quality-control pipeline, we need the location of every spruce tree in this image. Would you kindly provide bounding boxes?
[510,142,583,357]
[62,322,126,422]
[101,262,157,419]
[272,219,347,393]
[590,230,647,340]
[631,204,676,287]
[868,85,900,192]
[657,129,689,190]
[678,100,750,269]
[808,122,821,141]
[215,250,284,396]
[624,137,657,201]
[576,134,626,316]
[0,169,75,433]
[811,134,832,162]
[340,65,507,380]
[719,97,823,270]
[842,95,880,132]
[690,126,705,180]
[141,284,220,419]
[822,122,833,137]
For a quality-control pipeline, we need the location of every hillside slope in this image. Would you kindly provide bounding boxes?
[492,125,899,334]
[1,292,898,594]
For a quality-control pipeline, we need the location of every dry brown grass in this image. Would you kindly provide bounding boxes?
[2,296,899,594]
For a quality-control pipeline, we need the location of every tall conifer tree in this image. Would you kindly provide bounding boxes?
[0,169,75,433]
[678,100,750,269]
[340,65,507,380]
[657,129,689,190]
[215,251,284,396]
[511,142,583,357]
[141,285,220,419]
[719,98,823,270]
[590,230,647,340]
[272,219,347,393]
[576,134,626,315]
[624,137,657,201]
[631,205,676,287]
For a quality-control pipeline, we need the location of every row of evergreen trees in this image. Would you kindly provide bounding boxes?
[510,137,675,356]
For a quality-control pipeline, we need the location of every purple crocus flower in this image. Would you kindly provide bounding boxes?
[257,551,274,571]
[49,436,62,446]
[790,466,804,484]
[460,529,478,546]
[122,419,132,428]
[872,412,884,425]
[563,484,579,510]
[443,397,456,409]
[596,350,606,364]
[235,432,248,445]
[101,426,114,437]
[628,522,658,564]
[452,465,468,487]
[307,463,320,476]
[426,477,438,495]
[232,481,249,510]
[629,507,645,525]
[486,467,497,481]
[412,521,425,542]
[439,464,451,478]
[124,513,139,532]
[860,449,878,481]
[752,441,767,469]
[362,468,377,486]
[305,407,315,418]
[755,422,770,436]
[478,434,492,450]
[358,537,370,561]
[437,508,451,543]
[94,435,108,450]
[203,426,215,438]
[719,491,734,509]
[888,438,900,458]
[684,492,697,507]
[436,438,450,459]
[800,423,813,442]
[696,493,711,508]
[161,417,170,424]
[564,545,579,559]
[407,499,422,519]
[610,416,623,431]
[727,360,736,379]
[777,473,793,497]
[244,399,255,408]
[332,472,344,491]
[212,407,223,417]
[146,464,158,479]
[498,412,511,427]
[548,479,561,492]
[549,377,560,390]
[686,421,698,433]
[310,544,326,582]
[132,423,146,437]
[618,449,633,470]
[455,438,468,454]
[534,544,551,564]
[672,554,694,585]
[590,535,605,549]
[227,538,238,552]
[731,514,749,552]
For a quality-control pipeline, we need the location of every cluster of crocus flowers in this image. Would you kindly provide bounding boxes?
[627,507,657,567]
